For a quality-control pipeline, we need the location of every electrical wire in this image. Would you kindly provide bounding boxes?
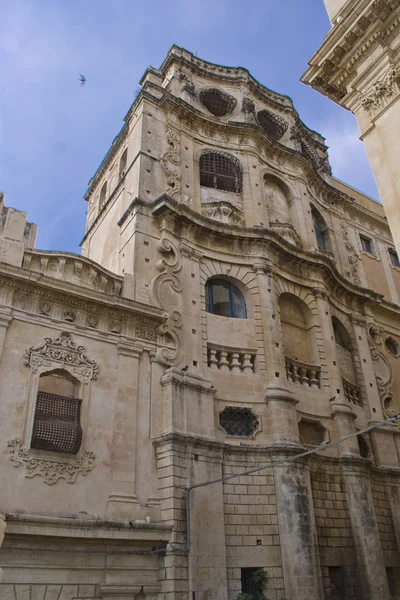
[1,414,399,557]
[184,412,400,550]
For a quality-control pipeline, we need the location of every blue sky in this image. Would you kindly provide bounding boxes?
[1,0,379,253]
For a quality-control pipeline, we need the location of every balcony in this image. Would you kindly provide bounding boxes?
[342,378,362,406]
[207,346,256,373]
[285,357,321,389]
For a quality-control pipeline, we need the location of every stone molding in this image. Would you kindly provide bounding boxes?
[7,439,96,485]
[24,330,99,382]
[340,221,362,285]
[149,237,183,366]
[160,127,181,199]
[302,0,400,103]
[367,322,396,417]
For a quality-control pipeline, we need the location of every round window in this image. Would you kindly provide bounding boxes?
[385,337,399,357]
[200,89,237,117]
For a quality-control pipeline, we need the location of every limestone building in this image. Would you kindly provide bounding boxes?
[302,0,400,255]
[0,46,400,600]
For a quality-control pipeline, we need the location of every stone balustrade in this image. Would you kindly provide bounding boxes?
[285,356,321,388]
[22,250,123,296]
[207,345,256,373]
[342,377,362,406]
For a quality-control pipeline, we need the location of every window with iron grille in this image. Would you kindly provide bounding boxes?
[219,407,258,437]
[199,89,237,117]
[241,568,259,597]
[31,391,83,454]
[200,151,242,193]
[257,110,288,142]
[328,567,346,600]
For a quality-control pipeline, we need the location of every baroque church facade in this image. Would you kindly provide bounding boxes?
[0,45,400,600]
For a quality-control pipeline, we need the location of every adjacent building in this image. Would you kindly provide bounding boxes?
[302,0,400,255]
[0,45,400,600]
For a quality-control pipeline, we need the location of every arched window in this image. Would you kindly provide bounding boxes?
[206,279,247,318]
[119,148,127,180]
[200,151,242,194]
[312,207,329,251]
[99,181,108,207]
[31,369,82,455]
[332,317,360,404]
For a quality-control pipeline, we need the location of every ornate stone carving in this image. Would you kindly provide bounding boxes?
[7,439,96,485]
[64,308,76,322]
[24,331,99,382]
[136,317,158,342]
[87,313,99,328]
[269,222,303,248]
[149,238,183,366]
[367,323,396,417]
[361,68,400,116]
[38,301,52,315]
[201,201,244,225]
[242,97,256,124]
[160,128,181,199]
[340,222,361,285]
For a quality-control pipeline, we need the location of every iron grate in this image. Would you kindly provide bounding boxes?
[199,88,237,117]
[257,109,288,142]
[31,391,83,455]
[200,151,242,193]
[219,407,258,437]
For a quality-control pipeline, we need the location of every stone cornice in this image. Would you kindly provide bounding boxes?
[0,261,165,322]
[149,194,390,306]
[5,512,172,541]
[301,0,400,106]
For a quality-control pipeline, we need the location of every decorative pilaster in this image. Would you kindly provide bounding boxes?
[312,288,341,397]
[107,342,143,519]
[265,384,300,447]
[253,262,283,381]
[272,453,323,600]
[341,459,391,600]
[0,514,5,583]
[330,399,359,457]
[0,310,12,364]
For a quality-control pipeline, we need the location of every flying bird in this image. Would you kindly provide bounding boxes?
[78,75,86,86]
[329,396,336,402]
[181,365,189,372]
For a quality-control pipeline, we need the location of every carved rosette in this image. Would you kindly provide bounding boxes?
[24,330,99,383]
[160,128,181,199]
[340,222,361,285]
[367,323,396,417]
[7,439,96,485]
[149,238,183,366]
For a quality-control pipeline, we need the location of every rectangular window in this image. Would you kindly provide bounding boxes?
[389,249,400,267]
[386,567,400,596]
[328,567,345,600]
[241,568,258,597]
[360,236,373,254]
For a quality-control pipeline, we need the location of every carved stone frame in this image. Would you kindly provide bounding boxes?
[8,331,98,484]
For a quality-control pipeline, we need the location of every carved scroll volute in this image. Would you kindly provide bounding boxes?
[367,323,396,417]
[149,238,183,366]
